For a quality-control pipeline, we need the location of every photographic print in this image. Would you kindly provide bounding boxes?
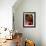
[23,12,36,28]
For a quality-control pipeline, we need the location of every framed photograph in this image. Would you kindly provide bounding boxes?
[23,12,36,28]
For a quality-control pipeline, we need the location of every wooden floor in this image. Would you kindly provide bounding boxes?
[0,39,16,46]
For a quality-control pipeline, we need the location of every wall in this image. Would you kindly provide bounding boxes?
[0,0,17,38]
[13,0,42,46]
[41,0,46,46]
[0,0,17,30]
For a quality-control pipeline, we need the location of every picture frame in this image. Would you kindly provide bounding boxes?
[23,12,36,28]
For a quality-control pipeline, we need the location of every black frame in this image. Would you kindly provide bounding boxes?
[23,12,36,28]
